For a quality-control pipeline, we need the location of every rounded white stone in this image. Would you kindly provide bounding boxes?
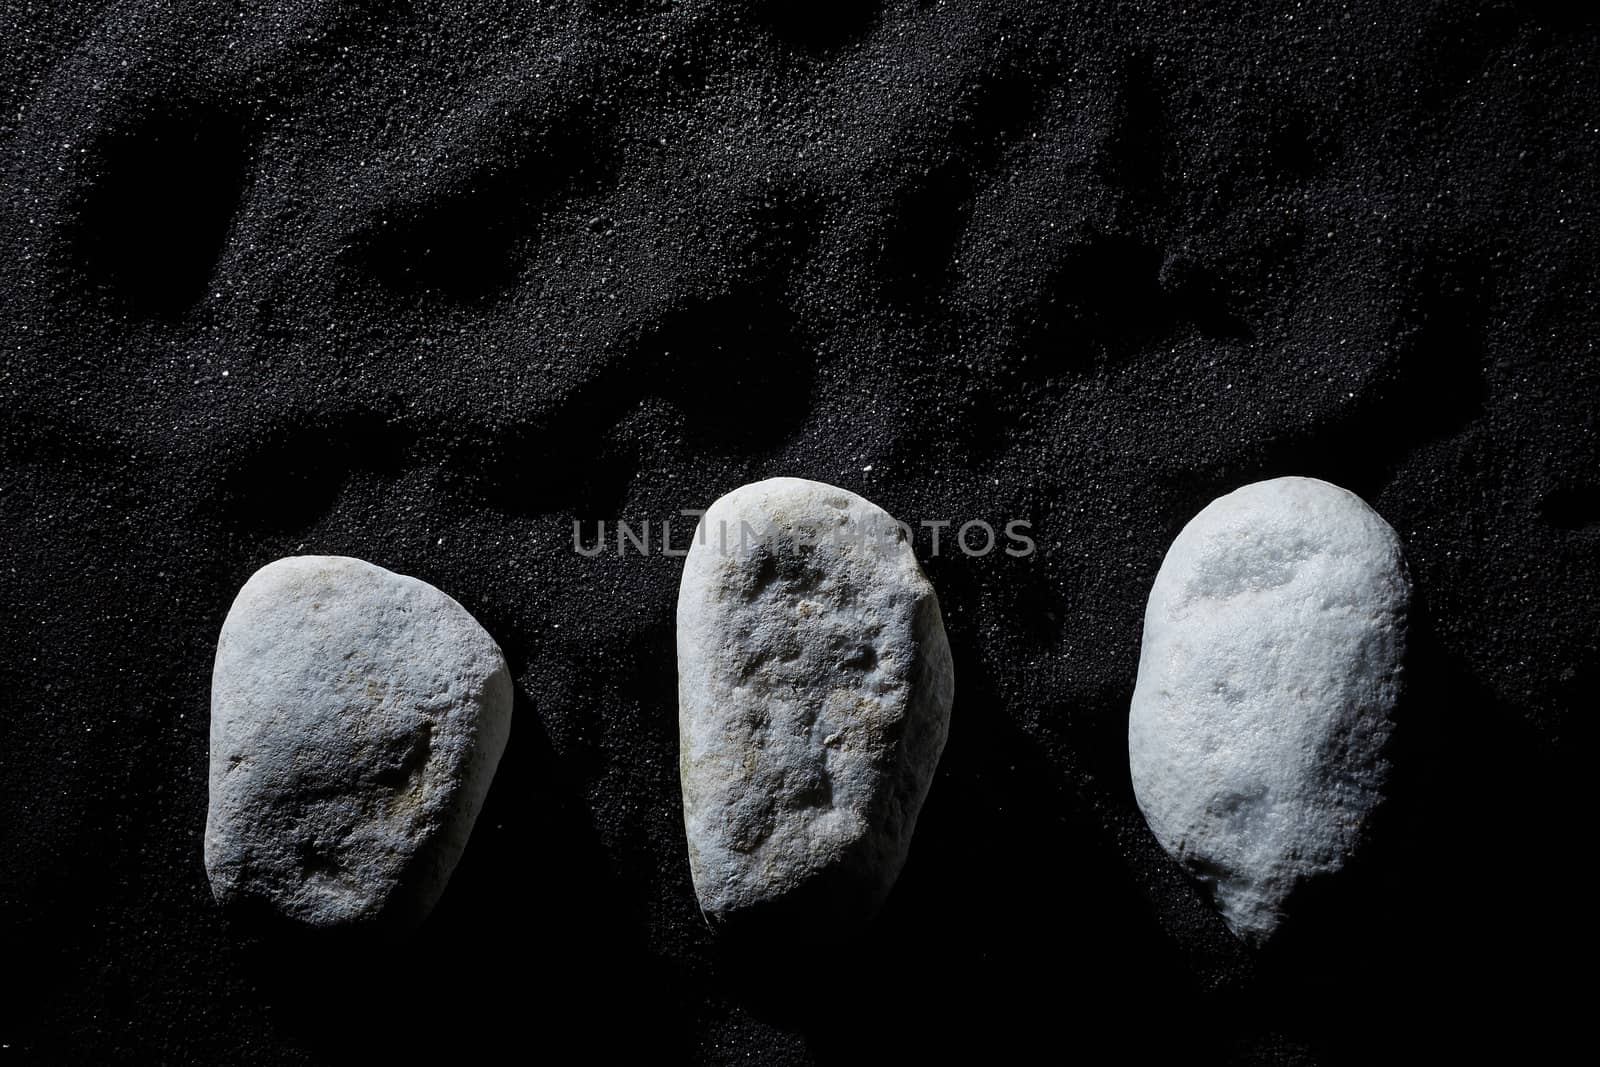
[677,478,954,931]
[1129,477,1410,944]
[205,555,512,929]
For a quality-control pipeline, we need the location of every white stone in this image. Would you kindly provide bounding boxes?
[205,555,512,929]
[677,478,954,930]
[1129,477,1410,944]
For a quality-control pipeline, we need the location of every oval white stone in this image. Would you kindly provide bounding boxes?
[1128,477,1410,944]
[677,478,954,931]
[205,555,512,929]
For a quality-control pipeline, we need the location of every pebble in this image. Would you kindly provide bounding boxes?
[205,555,512,929]
[677,478,955,933]
[1128,477,1411,944]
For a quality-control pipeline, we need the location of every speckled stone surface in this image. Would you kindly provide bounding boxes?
[677,478,954,931]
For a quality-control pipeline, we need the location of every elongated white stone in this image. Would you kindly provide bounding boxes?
[205,555,512,929]
[1129,477,1410,944]
[677,478,954,931]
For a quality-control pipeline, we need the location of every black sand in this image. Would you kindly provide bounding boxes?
[1,1,1593,1062]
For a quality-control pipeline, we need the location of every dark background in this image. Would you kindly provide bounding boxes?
[1,1,1592,1062]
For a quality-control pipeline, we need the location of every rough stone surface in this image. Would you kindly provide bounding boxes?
[677,478,955,931]
[205,555,512,929]
[1129,476,1411,944]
